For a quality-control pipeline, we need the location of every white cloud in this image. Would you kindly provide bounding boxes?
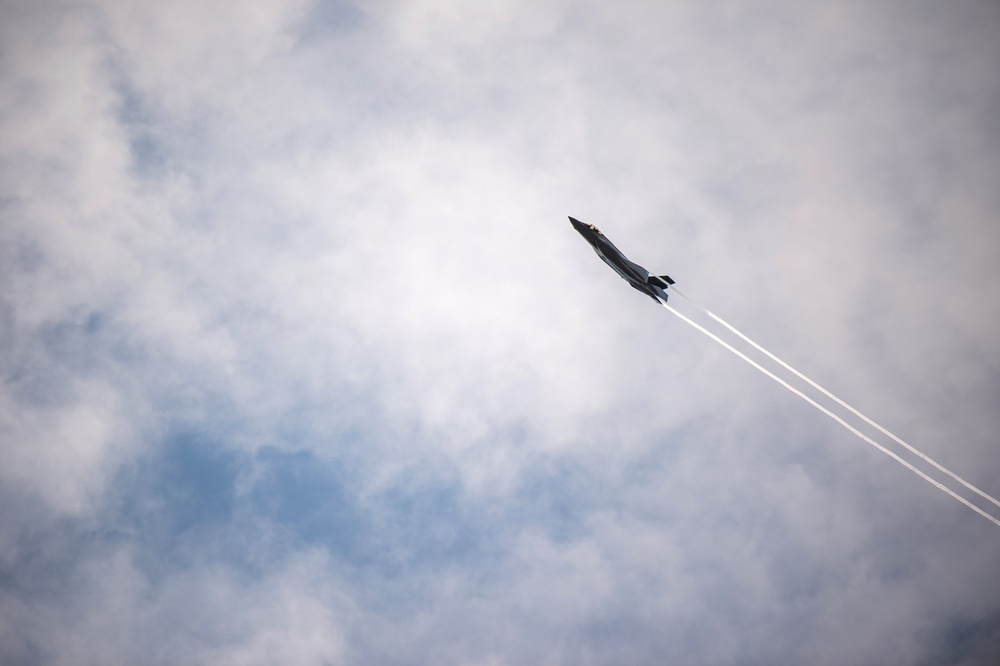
[2,0,999,663]
[0,378,129,515]
[1,545,347,665]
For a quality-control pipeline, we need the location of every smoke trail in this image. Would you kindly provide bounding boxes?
[660,302,1000,529]
[671,287,1000,512]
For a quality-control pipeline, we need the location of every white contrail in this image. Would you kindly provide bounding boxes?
[670,287,1000,512]
[660,301,1000,529]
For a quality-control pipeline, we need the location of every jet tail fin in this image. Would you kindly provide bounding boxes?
[659,274,675,285]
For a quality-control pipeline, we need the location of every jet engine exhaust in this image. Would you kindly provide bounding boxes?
[660,301,1000,529]
[670,287,1000,513]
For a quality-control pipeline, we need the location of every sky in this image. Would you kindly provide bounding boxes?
[2,0,1000,664]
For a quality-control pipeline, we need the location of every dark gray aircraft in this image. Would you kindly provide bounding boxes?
[570,216,674,304]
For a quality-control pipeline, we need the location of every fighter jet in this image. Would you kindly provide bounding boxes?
[570,216,674,304]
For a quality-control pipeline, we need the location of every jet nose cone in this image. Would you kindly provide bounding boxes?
[568,216,588,232]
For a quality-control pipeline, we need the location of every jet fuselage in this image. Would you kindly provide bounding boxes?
[569,216,672,303]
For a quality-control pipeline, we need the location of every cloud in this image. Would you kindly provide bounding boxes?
[0,544,347,665]
[2,0,999,663]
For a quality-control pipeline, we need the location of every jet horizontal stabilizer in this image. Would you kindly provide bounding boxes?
[649,275,673,289]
